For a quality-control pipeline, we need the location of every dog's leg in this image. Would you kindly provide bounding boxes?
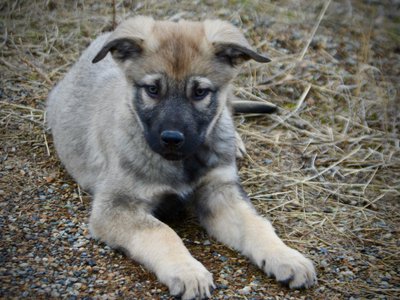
[195,166,317,289]
[89,191,214,300]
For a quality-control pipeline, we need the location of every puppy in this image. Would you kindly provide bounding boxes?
[47,16,316,299]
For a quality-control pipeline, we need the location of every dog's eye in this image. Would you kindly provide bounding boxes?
[192,88,210,101]
[144,85,159,98]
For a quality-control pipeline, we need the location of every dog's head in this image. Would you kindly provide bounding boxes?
[93,16,270,161]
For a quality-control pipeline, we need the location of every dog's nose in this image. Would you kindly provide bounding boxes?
[160,130,185,147]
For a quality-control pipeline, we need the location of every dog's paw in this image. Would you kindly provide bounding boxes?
[256,246,317,289]
[162,259,215,300]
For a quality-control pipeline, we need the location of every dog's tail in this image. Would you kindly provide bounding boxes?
[232,100,278,114]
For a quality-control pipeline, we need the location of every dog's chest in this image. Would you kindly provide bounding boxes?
[183,148,219,183]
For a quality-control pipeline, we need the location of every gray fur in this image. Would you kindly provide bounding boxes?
[47,17,316,300]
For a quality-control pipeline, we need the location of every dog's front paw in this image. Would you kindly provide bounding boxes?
[161,259,215,300]
[257,246,317,289]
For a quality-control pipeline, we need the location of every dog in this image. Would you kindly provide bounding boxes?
[47,16,316,299]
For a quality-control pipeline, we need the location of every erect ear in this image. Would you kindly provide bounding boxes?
[92,37,143,64]
[214,43,271,66]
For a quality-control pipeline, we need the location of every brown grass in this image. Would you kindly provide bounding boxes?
[1,0,399,299]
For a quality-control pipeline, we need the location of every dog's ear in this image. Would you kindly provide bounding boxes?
[204,20,271,67]
[214,43,271,66]
[92,37,143,63]
[92,16,154,64]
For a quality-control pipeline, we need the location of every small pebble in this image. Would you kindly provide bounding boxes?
[238,286,252,295]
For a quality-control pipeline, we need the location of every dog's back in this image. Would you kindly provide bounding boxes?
[47,33,131,190]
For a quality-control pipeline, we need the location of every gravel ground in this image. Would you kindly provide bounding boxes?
[1,0,400,299]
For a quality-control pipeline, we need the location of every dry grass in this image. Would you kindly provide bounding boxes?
[1,0,399,299]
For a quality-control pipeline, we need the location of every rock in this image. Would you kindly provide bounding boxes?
[238,286,252,295]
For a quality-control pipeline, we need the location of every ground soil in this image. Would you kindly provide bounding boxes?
[1,1,399,299]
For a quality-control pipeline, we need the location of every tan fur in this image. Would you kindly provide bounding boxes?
[106,18,238,84]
